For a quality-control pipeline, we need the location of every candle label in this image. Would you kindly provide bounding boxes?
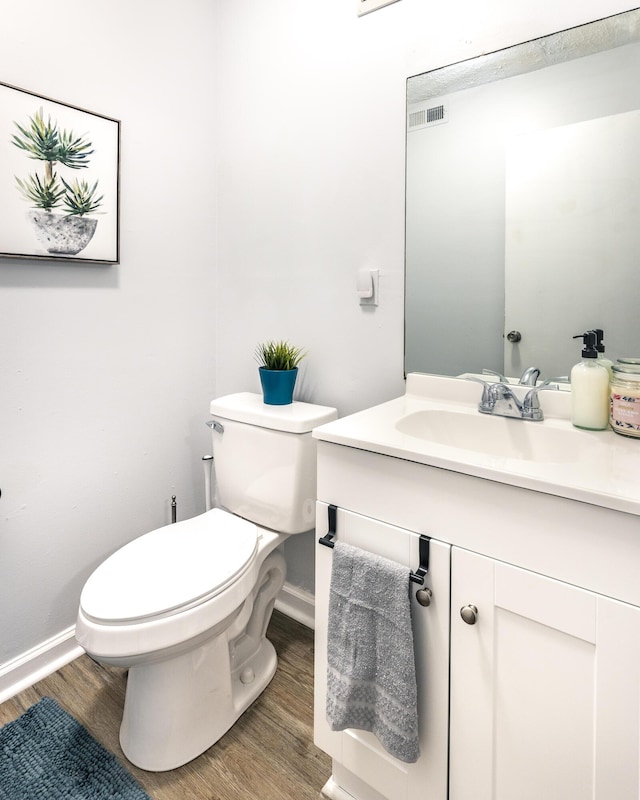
[610,393,640,437]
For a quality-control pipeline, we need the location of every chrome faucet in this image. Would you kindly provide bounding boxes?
[467,376,558,421]
[482,382,524,418]
[518,366,541,386]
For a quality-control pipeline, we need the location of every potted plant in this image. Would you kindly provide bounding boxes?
[255,340,306,405]
[12,108,103,255]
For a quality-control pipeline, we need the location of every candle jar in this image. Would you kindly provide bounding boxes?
[610,364,640,438]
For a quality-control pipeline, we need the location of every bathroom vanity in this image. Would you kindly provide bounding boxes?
[313,373,640,800]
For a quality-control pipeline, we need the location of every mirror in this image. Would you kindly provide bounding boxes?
[405,9,640,381]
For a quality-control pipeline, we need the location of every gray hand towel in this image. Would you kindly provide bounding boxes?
[326,541,419,763]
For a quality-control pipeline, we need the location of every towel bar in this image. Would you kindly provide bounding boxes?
[318,505,431,586]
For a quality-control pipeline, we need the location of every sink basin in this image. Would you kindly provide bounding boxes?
[395,409,599,463]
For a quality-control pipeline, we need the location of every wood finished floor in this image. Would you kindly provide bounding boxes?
[0,611,331,799]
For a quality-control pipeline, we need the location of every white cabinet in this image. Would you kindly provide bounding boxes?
[450,547,640,800]
[314,443,640,800]
[314,503,451,800]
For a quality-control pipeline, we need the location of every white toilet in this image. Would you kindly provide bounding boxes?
[75,392,337,772]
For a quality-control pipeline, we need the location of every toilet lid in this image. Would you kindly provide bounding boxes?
[80,508,258,624]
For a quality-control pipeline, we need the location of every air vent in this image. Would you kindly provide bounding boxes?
[408,103,448,131]
[427,104,445,123]
[408,110,426,128]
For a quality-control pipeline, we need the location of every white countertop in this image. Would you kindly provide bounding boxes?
[313,373,640,517]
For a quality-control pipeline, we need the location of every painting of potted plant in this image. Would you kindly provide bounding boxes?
[255,340,307,405]
[0,82,120,263]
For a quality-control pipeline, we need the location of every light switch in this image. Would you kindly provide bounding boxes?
[357,0,401,17]
[357,269,379,306]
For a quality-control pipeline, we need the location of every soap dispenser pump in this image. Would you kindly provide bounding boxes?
[570,331,610,430]
[592,328,614,376]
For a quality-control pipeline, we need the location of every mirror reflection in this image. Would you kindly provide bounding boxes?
[405,9,640,380]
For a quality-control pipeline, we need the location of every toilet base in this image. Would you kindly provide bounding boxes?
[120,635,278,771]
[119,547,286,771]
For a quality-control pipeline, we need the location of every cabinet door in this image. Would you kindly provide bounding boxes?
[450,547,640,800]
[314,503,450,800]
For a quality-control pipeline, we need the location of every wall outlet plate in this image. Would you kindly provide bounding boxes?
[357,0,402,17]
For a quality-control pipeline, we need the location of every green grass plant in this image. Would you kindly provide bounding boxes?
[255,340,306,371]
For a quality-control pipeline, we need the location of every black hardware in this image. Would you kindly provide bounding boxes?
[410,535,430,584]
[318,504,338,548]
[171,495,177,524]
[319,506,429,587]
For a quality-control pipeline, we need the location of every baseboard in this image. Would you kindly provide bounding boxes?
[0,589,312,705]
[0,626,83,704]
[275,581,315,629]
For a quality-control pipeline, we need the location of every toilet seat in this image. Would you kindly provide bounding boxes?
[80,508,258,625]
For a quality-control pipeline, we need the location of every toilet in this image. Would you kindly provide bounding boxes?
[75,392,337,772]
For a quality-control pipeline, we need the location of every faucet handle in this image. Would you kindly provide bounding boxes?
[482,368,507,382]
[466,376,494,413]
[522,383,559,420]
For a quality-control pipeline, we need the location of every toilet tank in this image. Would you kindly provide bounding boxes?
[209,393,337,534]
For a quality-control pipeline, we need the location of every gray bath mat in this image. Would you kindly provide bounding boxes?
[0,696,152,799]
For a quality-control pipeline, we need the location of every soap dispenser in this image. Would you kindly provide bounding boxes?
[571,331,610,430]
[592,328,614,376]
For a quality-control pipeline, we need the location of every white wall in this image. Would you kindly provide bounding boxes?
[0,0,218,664]
[0,0,635,666]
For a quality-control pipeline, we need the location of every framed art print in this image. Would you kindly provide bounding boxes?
[0,82,120,264]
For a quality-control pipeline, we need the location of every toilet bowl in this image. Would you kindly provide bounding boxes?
[76,392,337,771]
[78,508,287,771]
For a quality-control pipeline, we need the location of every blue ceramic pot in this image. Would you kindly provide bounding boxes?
[259,367,298,405]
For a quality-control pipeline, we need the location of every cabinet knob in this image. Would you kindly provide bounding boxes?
[416,587,432,607]
[460,604,478,625]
